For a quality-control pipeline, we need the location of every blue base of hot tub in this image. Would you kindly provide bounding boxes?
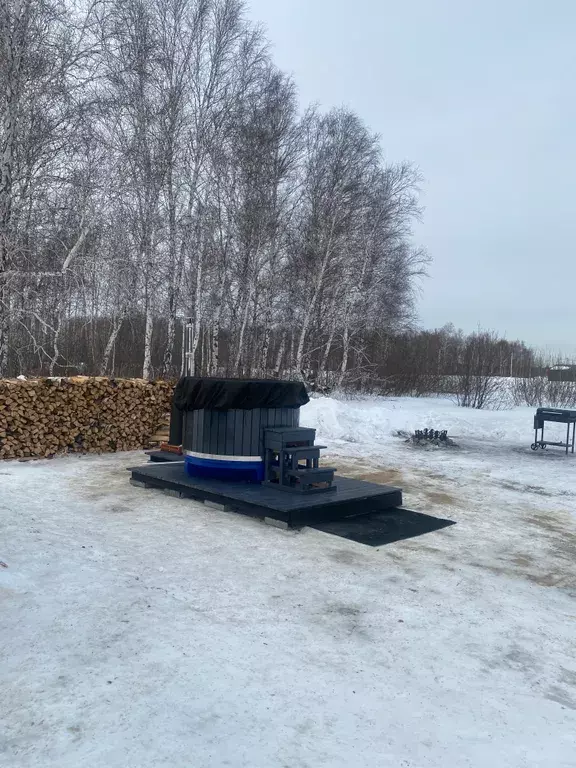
[185,455,264,484]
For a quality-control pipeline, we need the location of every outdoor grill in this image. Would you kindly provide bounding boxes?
[531,407,576,454]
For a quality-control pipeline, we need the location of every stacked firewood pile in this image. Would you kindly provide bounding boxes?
[0,377,173,459]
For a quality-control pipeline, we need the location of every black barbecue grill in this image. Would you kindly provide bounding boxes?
[531,408,576,454]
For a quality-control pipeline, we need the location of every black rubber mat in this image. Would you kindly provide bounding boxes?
[311,508,455,547]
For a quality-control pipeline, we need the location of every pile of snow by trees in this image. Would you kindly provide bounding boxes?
[0,0,426,381]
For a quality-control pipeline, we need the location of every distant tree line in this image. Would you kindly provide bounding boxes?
[0,0,427,380]
[3,0,567,405]
[364,327,541,396]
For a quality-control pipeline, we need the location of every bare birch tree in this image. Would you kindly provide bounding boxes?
[0,0,428,383]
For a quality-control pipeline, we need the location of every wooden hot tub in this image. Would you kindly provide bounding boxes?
[172,378,309,482]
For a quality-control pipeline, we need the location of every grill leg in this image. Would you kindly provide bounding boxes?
[567,423,570,455]
[572,423,576,454]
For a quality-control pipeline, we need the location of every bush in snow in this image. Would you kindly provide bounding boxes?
[512,377,576,408]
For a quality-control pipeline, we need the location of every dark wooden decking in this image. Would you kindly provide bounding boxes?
[145,450,184,463]
[128,462,402,527]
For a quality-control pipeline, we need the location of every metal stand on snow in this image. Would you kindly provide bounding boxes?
[531,408,576,454]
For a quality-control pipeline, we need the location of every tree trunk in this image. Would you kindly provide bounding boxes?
[200,325,208,376]
[0,6,21,377]
[209,322,219,376]
[100,312,126,376]
[295,268,325,374]
[274,332,285,375]
[161,158,178,376]
[290,329,297,373]
[234,287,253,374]
[188,255,203,377]
[338,322,350,386]
[208,272,226,375]
[48,314,62,376]
[0,293,8,376]
[163,305,176,376]
[142,301,153,379]
[294,228,334,372]
[260,325,272,374]
[317,319,337,384]
[260,287,274,374]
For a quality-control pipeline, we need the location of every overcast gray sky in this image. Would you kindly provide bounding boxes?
[247,0,576,355]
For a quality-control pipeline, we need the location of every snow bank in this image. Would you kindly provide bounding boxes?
[302,395,538,447]
[302,395,576,501]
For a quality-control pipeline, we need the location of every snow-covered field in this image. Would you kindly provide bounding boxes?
[2,396,576,767]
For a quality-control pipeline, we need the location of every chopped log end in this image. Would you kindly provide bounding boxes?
[0,377,173,460]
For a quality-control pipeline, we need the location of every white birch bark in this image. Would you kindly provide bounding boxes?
[273,332,285,375]
[142,298,154,380]
[100,309,126,376]
[0,0,30,374]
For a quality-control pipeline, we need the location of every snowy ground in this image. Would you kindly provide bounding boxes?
[1,396,576,768]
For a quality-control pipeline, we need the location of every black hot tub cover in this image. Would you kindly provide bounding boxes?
[173,377,309,411]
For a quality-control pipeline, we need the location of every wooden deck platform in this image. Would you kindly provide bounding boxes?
[128,462,402,528]
[145,450,184,463]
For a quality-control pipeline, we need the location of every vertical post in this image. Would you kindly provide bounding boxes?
[180,317,187,376]
[184,316,193,376]
[567,422,570,455]
[572,421,575,454]
[265,448,271,483]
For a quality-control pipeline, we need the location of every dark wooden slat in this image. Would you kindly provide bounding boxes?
[232,410,243,456]
[251,409,261,455]
[209,411,218,453]
[224,412,235,455]
[241,411,252,456]
[217,411,227,455]
[203,410,213,452]
[196,410,203,452]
